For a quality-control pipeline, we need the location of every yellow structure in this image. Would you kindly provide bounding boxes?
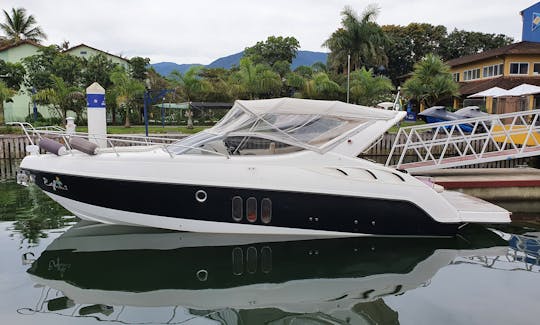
[446,42,540,114]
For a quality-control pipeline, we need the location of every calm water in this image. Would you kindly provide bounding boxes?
[1,180,540,325]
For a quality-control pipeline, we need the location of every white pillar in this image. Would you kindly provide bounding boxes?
[86,82,107,148]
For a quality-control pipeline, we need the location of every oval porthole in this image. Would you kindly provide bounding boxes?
[247,246,258,274]
[261,198,272,224]
[232,247,243,275]
[232,196,243,221]
[195,190,207,202]
[246,197,257,223]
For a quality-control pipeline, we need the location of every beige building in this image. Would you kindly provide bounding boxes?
[447,41,540,113]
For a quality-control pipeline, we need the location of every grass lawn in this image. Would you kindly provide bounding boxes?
[388,120,426,133]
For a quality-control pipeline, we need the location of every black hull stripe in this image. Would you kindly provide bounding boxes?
[28,169,459,236]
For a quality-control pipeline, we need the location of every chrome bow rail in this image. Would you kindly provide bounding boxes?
[7,122,230,159]
[386,109,540,172]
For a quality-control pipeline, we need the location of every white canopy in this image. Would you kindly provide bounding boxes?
[232,97,400,121]
[495,83,540,97]
[467,87,508,98]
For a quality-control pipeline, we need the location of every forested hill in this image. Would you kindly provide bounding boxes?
[151,50,328,76]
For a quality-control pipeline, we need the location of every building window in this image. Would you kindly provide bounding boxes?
[463,68,480,81]
[534,63,540,75]
[452,72,460,82]
[80,51,87,55]
[482,64,504,78]
[509,62,529,75]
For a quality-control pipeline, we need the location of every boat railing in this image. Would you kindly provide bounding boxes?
[7,122,230,159]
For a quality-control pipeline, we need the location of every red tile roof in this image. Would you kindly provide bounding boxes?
[446,41,540,67]
[458,76,540,95]
[0,39,41,52]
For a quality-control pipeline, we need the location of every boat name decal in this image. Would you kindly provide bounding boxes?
[43,176,68,191]
[49,257,71,278]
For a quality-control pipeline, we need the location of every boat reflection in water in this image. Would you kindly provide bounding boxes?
[24,221,512,324]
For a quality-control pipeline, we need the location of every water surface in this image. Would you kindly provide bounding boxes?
[0,180,539,325]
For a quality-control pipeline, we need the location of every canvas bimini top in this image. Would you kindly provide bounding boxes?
[170,97,405,156]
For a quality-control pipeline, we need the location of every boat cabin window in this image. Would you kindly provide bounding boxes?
[167,100,378,156]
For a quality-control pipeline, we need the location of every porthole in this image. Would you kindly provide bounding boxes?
[261,198,272,224]
[195,190,207,202]
[232,247,243,275]
[261,246,272,273]
[247,246,258,274]
[246,197,257,222]
[196,269,208,281]
[232,196,243,221]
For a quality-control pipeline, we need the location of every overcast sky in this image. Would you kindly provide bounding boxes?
[1,0,537,64]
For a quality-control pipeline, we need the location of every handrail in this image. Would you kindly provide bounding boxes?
[386,109,540,172]
[9,123,230,159]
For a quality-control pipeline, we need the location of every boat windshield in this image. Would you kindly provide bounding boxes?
[168,98,398,156]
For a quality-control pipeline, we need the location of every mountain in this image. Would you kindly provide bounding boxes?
[151,51,328,76]
[151,62,201,77]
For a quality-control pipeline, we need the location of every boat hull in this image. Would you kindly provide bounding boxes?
[27,169,459,236]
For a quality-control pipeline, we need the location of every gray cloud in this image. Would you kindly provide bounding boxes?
[1,0,533,64]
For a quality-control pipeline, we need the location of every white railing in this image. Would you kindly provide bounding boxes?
[386,109,540,172]
[7,122,230,159]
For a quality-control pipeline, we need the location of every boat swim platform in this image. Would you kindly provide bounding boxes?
[386,109,540,173]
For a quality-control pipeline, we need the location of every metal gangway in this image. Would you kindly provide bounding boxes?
[386,109,540,173]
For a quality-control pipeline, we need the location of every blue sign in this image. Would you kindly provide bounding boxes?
[87,93,105,108]
[405,112,417,122]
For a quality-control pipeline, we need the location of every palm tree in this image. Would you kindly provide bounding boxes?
[349,67,394,106]
[110,69,145,127]
[0,8,47,44]
[403,53,459,107]
[33,75,86,122]
[303,72,342,100]
[169,66,210,128]
[0,81,16,124]
[323,5,388,73]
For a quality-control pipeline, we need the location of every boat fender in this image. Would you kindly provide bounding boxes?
[69,137,98,155]
[38,138,67,156]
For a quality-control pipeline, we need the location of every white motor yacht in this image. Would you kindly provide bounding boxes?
[14,98,511,236]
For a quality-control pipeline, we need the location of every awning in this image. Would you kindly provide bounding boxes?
[467,87,508,98]
[494,83,540,97]
[152,103,190,109]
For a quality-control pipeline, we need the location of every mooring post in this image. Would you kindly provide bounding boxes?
[86,82,107,148]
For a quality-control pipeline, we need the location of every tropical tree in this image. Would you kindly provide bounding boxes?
[0,59,25,90]
[229,58,282,100]
[33,75,86,121]
[81,53,118,89]
[0,81,16,124]
[402,53,459,107]
[439,29,514,61]
[323,5,388,73]
[244,36,300,67]
[303,72,342,100]
[382,23,447,84]
[169,66,210,128]
[349,67,394,106]
[0,7,47,44]
[110,68,145,127]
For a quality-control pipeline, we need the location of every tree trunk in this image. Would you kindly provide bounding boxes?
[124,105,131,128]
[0,102,4,124]
[187,109,193,129]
